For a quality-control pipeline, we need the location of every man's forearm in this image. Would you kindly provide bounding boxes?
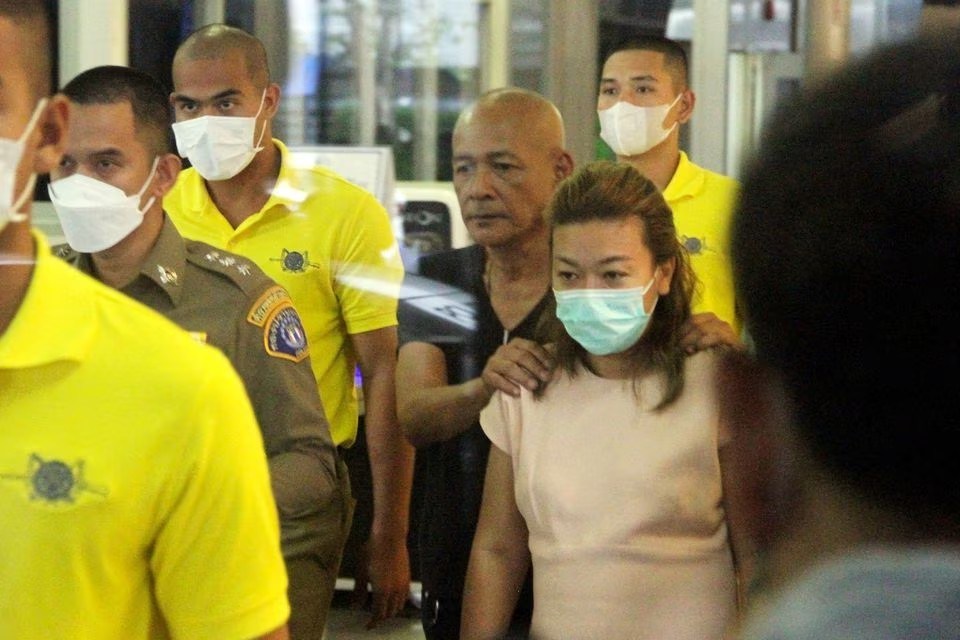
[399,377,491,447]
[364,371,414,540]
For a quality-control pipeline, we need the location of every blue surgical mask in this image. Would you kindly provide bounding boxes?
[554,272,658,356]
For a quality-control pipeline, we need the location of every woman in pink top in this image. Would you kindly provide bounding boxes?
[461,161,741,640]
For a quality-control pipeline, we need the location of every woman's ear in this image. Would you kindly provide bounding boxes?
[656,256,676,295]
[32,94,69,175]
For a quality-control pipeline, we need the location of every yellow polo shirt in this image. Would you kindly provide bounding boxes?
[0,232,289,639]
[165,140,403,446]
[663,151,740,333]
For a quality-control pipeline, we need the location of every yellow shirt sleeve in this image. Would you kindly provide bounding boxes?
[329,189,403,336]
[150,350,289,639]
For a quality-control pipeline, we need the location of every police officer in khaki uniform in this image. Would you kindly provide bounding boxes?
[49,65,350,638]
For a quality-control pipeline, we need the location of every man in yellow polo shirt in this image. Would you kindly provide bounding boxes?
[0,3,289,638]
[164,24,413,632]
[597,34,740,344]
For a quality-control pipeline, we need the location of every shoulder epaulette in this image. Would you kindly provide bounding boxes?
[183,239,272,298]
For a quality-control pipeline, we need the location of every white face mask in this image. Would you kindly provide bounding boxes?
[48,157,159,253]
[598,93,683,157]
[171,90,267,181]
[0,99,49,234]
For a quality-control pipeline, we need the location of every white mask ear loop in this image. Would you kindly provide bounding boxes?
[18,98,49,145]
[9,174,39,222]
[639,267,660,295]
[7,98,50,223]
[661,93,684,132]
[252,89,268,151]
[641,267,661,315]
[136,156,161,213]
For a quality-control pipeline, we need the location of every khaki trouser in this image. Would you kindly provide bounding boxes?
[284,455,355,640]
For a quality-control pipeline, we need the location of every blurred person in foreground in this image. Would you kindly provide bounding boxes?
[722,36,960,640]
[0,2,289,637]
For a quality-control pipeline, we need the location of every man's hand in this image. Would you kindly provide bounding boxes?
[481,338,554,398]
[364,532,410,628]
[350,327,414,628]
[349,536,411,628]
[680,312,743,354]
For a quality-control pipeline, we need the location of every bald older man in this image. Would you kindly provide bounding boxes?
[164,24,412,635]
[397,88,573,639]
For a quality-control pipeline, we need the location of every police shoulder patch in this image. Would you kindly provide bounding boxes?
[247,285,309,362]
[263,304,309,362]
[247,285,293,326]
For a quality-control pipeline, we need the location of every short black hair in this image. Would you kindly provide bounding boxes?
[732,37,960,525]
[62,65,172,156]
[175,24,270,88]
[603,35,688,90]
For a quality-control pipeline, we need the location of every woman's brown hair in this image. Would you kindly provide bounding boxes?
[536,161,697,409]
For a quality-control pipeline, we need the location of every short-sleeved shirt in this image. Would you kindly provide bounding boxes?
[480,351,736,640]
[402,244,550,601]
[0,232,288,639]
[56,216,339,556]
[165,140,404,446]
[664,151,740,333]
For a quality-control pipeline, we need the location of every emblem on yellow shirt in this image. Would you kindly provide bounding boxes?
[0,454,107,503]
[681,235,715,256]
[271,248,320,273]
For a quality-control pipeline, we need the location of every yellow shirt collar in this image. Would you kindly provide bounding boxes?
[263,140,323,212]
[178,138,300,217]
[0,230,96,368]
[662,151,706,202]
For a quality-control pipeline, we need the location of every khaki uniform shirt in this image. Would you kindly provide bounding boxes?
[57,216,341,558]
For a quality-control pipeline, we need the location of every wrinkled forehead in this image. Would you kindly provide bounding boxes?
[454,110,551,159]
